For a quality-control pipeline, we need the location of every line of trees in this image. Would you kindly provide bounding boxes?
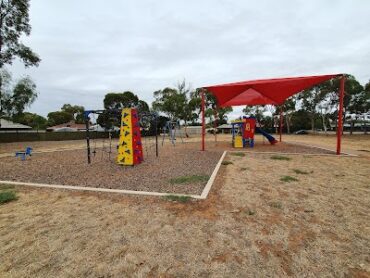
[2,75,369,134]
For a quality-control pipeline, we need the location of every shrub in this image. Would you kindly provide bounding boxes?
[280,175,298,182]
[292,169,309,175]
[0,191,18,205]
[221,161,233,165]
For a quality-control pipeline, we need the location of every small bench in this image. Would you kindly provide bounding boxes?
[15,147,33,161]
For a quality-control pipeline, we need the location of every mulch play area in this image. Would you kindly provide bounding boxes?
[0,142,222,195]
[0,139,337,196]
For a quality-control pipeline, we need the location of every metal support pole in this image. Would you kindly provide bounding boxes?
[201,90,205,151]
[85,116,91,164]
[279,107,283,142]
[155,114,158,157]
[214,109,218,143]
[337,75,345,155]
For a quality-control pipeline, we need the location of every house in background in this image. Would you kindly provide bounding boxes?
[46,121,86,132]
[0,119,32,131]
[216,124,233,134]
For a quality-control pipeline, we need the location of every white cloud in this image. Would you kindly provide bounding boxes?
[9,0,370,116]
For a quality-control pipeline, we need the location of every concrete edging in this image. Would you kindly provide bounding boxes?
[0,180,203,199]
[200,151,227,199]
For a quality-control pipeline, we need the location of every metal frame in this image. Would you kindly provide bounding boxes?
[83,109,159,164]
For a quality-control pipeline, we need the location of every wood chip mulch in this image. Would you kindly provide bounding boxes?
[0,142,223,195]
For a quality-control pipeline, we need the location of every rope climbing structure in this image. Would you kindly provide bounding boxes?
[116,108,144,166]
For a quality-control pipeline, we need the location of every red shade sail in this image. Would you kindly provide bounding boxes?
[204,74,341,107]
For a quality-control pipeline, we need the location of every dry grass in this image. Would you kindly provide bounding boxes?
[0,135,369,276]
[284,133,370,156]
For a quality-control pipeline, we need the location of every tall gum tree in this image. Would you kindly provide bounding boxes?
[0,0,40,124]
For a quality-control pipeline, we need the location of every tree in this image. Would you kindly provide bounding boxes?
[5,76,37,116]
[347,80,370,134]
[98,91,149,129]
[298,86,326,132]
[290,109,312,131]
[13,112,47,129]
[243,106,266,122]
[152,87,185,120]
[61,103,85,123]
[321,75,363,134]
[0,0,41,121]
[47,111,73,127]
[276,96,297,134]
[103,91,148,112]
[1,69,37,117]
[191,88,232,126]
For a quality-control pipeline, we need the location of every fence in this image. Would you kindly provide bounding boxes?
[0,130,119,143]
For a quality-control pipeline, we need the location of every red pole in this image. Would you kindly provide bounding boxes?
[279,106,283,142]
[201,90,205,151]
[337,75,345,155]
[214,109,218,143]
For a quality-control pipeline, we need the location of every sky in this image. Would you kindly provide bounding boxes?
[9,0,370,118]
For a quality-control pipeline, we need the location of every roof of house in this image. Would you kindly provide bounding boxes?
[0,119,32,129]
[217,124,232,129]
[47,121,86,130]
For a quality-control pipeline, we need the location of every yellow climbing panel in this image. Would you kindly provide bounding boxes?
[117,108,133,165]
[234,135,243,148]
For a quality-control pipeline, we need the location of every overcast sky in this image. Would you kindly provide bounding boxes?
[10,0,370,117]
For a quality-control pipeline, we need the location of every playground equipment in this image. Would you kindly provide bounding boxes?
[84,108,158,165]
[117,108,143,166]
[231,117,277,148]
[15,147,32,160]
[161,120,184,146]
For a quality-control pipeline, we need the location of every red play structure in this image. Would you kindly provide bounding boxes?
[201,74,346,154]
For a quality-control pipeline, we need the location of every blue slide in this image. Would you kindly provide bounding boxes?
[256,127,278,145]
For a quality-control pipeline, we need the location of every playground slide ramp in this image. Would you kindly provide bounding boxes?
[255,127,278,145]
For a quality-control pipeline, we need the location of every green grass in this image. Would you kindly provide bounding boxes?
[0,184,15,191]
[270,155,291,161]
[280,175,299,182]
[0,191,18,204]
[163,195,192,203]
[269,201,283,209]
[221,161,233,165]
[169,175,209,185]
[230,152,245,157]
[292,169,310,175]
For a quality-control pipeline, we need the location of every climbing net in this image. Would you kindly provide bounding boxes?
[86,112,118,164]
[139,112,159,159]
